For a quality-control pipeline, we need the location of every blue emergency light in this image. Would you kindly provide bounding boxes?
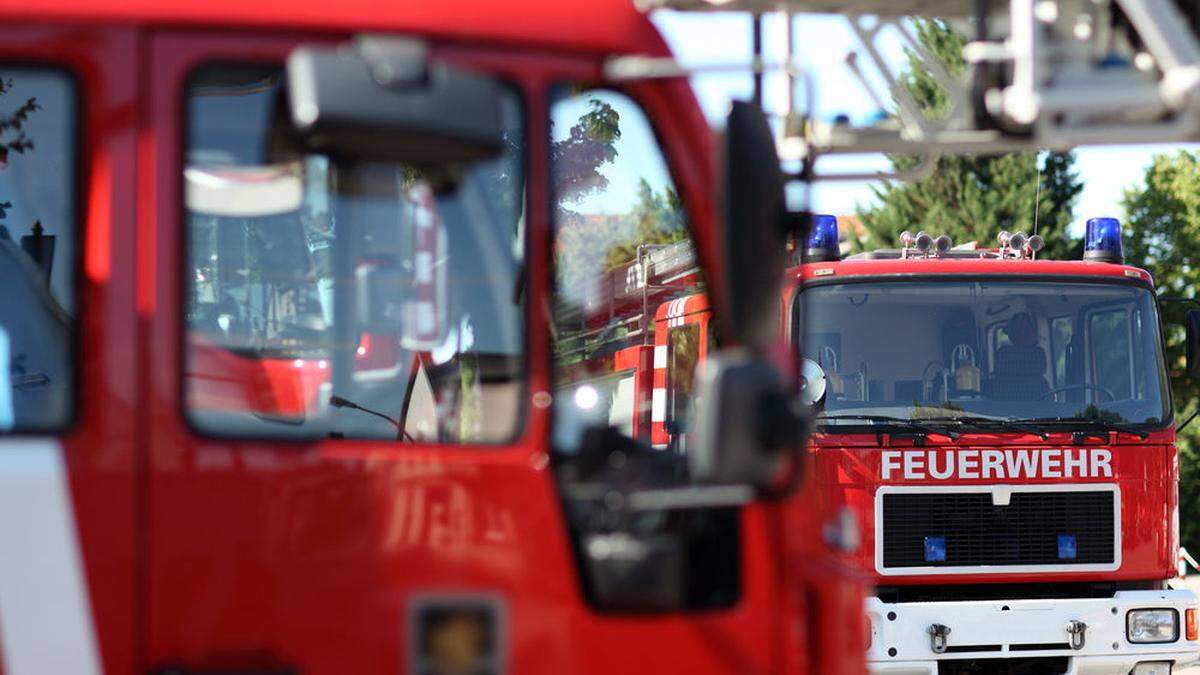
[924,536,947,563]
[1084,217,1124,263]
[1057,534,1078,560]
[804,214,840,262]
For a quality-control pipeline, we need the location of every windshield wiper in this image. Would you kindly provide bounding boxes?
[816,414,960,440]
[914,415,1050,441]
[1024,416,1150,440]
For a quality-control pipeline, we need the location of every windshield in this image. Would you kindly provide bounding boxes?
[796,279,1170,427]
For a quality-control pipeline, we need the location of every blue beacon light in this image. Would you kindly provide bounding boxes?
[805,214,840,262]
[1084,217,1124,264]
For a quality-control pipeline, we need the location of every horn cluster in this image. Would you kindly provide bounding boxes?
[998,231,1045,259]
[900,231,954,258]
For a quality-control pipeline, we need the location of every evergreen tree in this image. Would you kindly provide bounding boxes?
[857,20,1082,258]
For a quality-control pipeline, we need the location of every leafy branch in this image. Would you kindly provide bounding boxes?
[0,77,41,222]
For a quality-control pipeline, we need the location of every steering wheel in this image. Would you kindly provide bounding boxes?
[1040,383,1116,402]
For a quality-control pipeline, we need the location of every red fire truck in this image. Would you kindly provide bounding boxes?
[792,218,1200,675]
[0,2,865,674]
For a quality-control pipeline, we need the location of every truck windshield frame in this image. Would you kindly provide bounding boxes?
[794,275,1172,430]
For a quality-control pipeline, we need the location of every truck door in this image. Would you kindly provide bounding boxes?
[140,32,574,674]
[0,28,139,675]
[549,85,787,672]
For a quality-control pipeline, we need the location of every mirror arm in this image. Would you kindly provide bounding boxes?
[1160,296,1200,307]
[625,484,756,511]
[1179,406,1200,434]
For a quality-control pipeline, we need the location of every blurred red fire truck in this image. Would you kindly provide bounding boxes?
[0,2,864,674]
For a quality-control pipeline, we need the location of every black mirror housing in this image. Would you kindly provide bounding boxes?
[715,101,788,352]
[689,348,804,492]
[1187,309,1200,378]
[286,38,506,165]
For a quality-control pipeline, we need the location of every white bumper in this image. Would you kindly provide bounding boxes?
[867,590,1200,675]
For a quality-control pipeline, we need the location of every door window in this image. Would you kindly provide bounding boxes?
[183,64,526,443]
[549,87,704,463]
[0,68,77,431]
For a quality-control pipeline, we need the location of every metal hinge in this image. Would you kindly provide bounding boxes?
[1065,619,1088,650]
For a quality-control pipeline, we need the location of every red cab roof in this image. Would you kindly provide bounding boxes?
[0,0,670,56]
[793,257,1155,285]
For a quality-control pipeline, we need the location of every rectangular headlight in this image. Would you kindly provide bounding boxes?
[1128,609,1180,643]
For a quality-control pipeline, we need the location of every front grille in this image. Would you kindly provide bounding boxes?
[880,489,1116,569]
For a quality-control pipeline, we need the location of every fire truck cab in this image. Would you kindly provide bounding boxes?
[0,2,863,674]
[794,218,1200,675]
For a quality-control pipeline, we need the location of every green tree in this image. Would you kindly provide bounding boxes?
[1121,151,1200,555]
[603,178,688,270]
[857,20,1083,258]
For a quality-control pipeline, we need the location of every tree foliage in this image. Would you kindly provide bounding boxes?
[603,179,688,270]
[552,97,688,300]
[551,98,621,207]
[1120,152,1200,554]
[0,76,39,221]
[856,21,1083,259]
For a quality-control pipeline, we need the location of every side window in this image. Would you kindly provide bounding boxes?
[0,69,76,431]
[549,87,704,460]
[1089,308,1134,399]
[183,65,526,443]
[666,322,700,449]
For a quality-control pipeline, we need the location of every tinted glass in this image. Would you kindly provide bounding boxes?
[184,65,525,442]
[0,69,76,431]
[799,280,1170,425]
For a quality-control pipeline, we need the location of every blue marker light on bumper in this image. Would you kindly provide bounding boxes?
[1084,217,1124,263]
[924,536,946,563]
[804,214,840,262]
[1058,534,1077,560]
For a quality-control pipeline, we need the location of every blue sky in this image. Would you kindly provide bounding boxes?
[652,11,1200,237]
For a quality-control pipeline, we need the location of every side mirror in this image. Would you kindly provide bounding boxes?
[686,104,803,493]
[689,348,803,491]
[714,101,789,351]
[1187,310,1200,378]
[286,37,506,165]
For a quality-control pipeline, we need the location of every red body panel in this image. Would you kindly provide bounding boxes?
[0,9,865,675]
[0,23,142,675]
[811,432,1178,585]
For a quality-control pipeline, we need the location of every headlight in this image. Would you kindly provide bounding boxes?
[1127,609,1180,643]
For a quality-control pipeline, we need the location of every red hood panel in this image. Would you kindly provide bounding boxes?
[814,441,1176,585]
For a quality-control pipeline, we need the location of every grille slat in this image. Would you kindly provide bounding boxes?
[881,490,1115,569]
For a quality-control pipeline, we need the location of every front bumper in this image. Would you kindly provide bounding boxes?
[867,590,1200,675]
